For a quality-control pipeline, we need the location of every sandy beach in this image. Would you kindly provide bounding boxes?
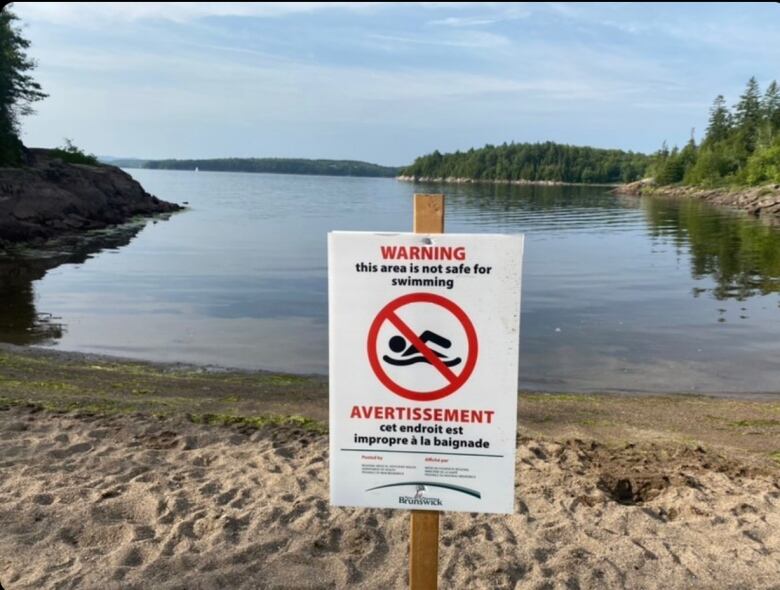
[0,346,779,589]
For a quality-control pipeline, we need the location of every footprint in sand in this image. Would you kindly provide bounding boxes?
[49,442,93,459]
[32,493,54,505]
[216,488,238,506]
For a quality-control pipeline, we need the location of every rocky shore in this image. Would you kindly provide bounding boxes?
[396,175,617,187]
[0,148,182,246]
[613,179,780,221]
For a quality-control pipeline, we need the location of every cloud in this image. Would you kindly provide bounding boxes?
[30,34,631,130]
[429,16,501,27]
[428,5,530,27]
[367,31,512,50]
[14,2,382,26]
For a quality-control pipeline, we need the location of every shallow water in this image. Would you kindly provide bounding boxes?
[1,169,778,393]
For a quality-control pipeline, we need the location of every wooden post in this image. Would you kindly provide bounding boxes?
[409,193,444,590]
[413,193,444,234]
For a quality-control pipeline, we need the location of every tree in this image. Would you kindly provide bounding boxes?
[761,80,780,137]
[655,146,685,185]
[733,76,762,154]
[704,95,731,145]
[0,5,47,165]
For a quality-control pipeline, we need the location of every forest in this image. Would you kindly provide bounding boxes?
[143,158,400,178]
[401,142,650,184]
[652,77,780,186]
[402,77,780,188]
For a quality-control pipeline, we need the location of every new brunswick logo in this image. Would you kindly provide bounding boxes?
[365,481,481,506]
[399,495,443,506]
[399,484,443,506]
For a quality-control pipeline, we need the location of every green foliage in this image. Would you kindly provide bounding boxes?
[0,5,47,166]
[655,77,780,187]
[745,139,780,185]
[50,138,99,166]
[402,141,651,184]
[683,144,738,186]
[144,158,399,178]
[704,95,732,145]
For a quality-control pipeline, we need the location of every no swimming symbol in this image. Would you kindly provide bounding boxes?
[366,292,478,401]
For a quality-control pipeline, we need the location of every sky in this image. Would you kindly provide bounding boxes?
[12,2,780,166]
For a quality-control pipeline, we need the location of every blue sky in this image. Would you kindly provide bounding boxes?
[13,2,780,166]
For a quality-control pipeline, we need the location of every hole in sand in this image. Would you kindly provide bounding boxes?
[597,474,671,505]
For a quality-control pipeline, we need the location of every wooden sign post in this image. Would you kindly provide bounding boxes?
[409,193,444,590]
[328,193,523,590]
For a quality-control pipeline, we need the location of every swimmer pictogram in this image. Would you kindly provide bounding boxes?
[367,292,478,402]
[382,331,462,368]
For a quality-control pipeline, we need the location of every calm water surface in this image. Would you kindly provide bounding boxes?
[2,169,779,394]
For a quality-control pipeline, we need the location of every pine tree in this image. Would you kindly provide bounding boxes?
[704,95,731,144]
[761,80,780,134]
[0,5,48,165]
[733,77,762,154]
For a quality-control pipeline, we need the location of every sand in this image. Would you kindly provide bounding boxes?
[1,405,778,590]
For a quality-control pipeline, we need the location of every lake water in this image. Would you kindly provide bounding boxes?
[2,169,779,394]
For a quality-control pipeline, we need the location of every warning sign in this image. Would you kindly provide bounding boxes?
[329,231,523,514]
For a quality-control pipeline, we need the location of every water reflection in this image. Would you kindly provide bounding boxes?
[0,222,149,344]
[2,168,779,393]
[410,182,647,238]
[643,198,780,300]
[0,256,66,344]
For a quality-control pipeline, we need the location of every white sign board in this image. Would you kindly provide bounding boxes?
[328,231,523,514]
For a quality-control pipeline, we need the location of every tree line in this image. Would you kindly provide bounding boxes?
[652,77,780,186]
[401,142,651,184]
[143,158,400,178]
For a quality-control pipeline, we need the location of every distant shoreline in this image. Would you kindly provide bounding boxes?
[114,157,400,179]
[397,175,619,188]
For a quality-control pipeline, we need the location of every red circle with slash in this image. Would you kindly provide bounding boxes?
[367,292,478,401]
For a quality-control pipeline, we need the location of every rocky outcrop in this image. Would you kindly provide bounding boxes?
[613,179,780,221]
[0,148,182,245]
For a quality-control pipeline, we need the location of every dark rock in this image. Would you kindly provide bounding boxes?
[0,148,182,246]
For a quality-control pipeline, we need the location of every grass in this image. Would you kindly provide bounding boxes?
[187,412,326,433]
[0,395,136,416]
[521,392,601,403]
[728,419,780,428]
[265,374,313,386]
[578,418,616,427]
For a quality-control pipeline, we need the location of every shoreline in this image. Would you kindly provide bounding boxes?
[1,343,779,462]
[397,174,780,222]
[396,175,619,188]
[613,180,780,221]
[3,343,780,401]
